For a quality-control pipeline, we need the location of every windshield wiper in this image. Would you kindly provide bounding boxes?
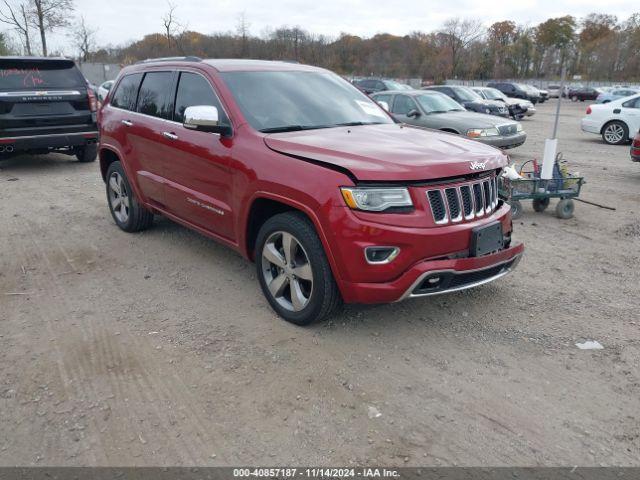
[259,125,329,133]
[332,121,384,127]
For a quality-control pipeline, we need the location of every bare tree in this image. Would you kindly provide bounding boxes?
[439,17,485,77]
[162,1,182,48]
[70,14,95,61]
[0,0,32,55]
[29,0,75,56]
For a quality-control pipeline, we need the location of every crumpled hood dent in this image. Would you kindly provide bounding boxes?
[264,124,508,182]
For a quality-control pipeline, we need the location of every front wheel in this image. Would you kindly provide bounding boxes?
[602,121,629,145]
[555,199,575,219]
[256,212,341,325]
[571,95,578,102]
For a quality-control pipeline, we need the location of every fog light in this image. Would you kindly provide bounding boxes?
[364,246,400,264]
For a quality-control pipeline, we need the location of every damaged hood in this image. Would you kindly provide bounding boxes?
[264,123,508,181]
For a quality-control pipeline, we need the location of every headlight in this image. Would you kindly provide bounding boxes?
[516,123,523,132]
[467,128,500,138]
[340,187,413,212]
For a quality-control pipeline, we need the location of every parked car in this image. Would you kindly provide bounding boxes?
[0,56,98,162]
[99,58,523,324]
[538,88,549,102]
[568,87,602,102]
[98,80,115,102]
[422,85,509,118]
[487,81,539,104]
[547,84,561,98]
[471,86,534,119]
[581,93,640,145]
[372,90,526,149]
[631,131,640,161]
[596,87,640,104]
[523,85,544,103]
[352,78,411,94]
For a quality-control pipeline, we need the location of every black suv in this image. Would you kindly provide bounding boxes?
[422,85,509,117]
[0,57,98,162]
[487,82,539,104]
[352,78,410,94]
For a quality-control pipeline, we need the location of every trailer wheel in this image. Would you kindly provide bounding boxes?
[555,199,574,219]
[510,200,523,219]
[532,197,550,212]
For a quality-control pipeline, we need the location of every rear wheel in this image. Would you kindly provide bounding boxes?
[256,212,341,325]
[75,144,97,162]
[571,95,578,102]
[509,200,523,220]
[106,161,153,232]
[602,121,628,145]
[532,197,550,212]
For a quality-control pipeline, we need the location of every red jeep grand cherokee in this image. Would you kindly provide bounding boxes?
[98,58,524,325]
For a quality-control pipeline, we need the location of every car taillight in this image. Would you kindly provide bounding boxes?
[586,106,592,115]
[87,88,97,112]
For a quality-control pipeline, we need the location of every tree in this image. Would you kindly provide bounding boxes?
[0,0,32,55]
[70,15,95,61]
[162,1,183,49]
[439,17,485,78]
[29,0,75,56]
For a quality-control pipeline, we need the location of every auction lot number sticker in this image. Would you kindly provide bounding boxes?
[233,468,400,478]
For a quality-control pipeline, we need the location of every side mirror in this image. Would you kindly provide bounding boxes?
[376,100,389,111]
[183,105,231,136]
[407,109,421,118]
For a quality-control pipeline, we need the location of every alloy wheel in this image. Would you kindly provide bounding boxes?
[108,171,130,223]
[604,124,624,144]
[261,231,314,312]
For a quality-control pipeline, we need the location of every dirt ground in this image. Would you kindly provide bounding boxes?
[0,100,639,467]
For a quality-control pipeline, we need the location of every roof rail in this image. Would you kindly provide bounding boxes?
[136,56,202,64]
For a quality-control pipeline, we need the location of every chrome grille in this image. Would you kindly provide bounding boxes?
[498,124,518,136]
[427,175,499,224]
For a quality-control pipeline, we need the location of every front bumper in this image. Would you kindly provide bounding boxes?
[478,131,527,149]
[328,202,524,304]
[580,118,601,135]
[524,107,536,116]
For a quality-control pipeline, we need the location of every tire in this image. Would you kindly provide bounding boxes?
[571,95,578,102]
[532,197,550,212]
[555,199,575,219]
[509,200,523,220]
[76,144,97,162]
[105,161,153,232]
[601,121,629,145]
[255,212,341,325]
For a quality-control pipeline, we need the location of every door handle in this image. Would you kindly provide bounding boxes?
[121,119,133,126]
[162,131,178,140]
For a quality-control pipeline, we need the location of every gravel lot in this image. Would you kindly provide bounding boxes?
[0,100,638,467]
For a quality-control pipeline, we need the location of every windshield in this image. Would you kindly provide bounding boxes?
[0,59,85,90]
[453,86,481,102]
[416,93,465,113]
[384,80,405,90]
[481,88,506,100]
[221,71,392,132]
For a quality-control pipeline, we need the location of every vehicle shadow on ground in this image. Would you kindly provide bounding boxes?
[0,154,84,173]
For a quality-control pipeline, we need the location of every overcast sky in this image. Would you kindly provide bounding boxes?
[43,0,638,54]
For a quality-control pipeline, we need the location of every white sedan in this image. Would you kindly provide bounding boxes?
[581,93,640,145]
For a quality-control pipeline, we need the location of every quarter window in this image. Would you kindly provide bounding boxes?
[110,73,143,111]
[137,71,173,119]
[173,72,228,124]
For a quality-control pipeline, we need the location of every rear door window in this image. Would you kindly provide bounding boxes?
[173,72,228,124]
[136,71,174,119]
[0,59,84,90]
[110,73,143,111]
